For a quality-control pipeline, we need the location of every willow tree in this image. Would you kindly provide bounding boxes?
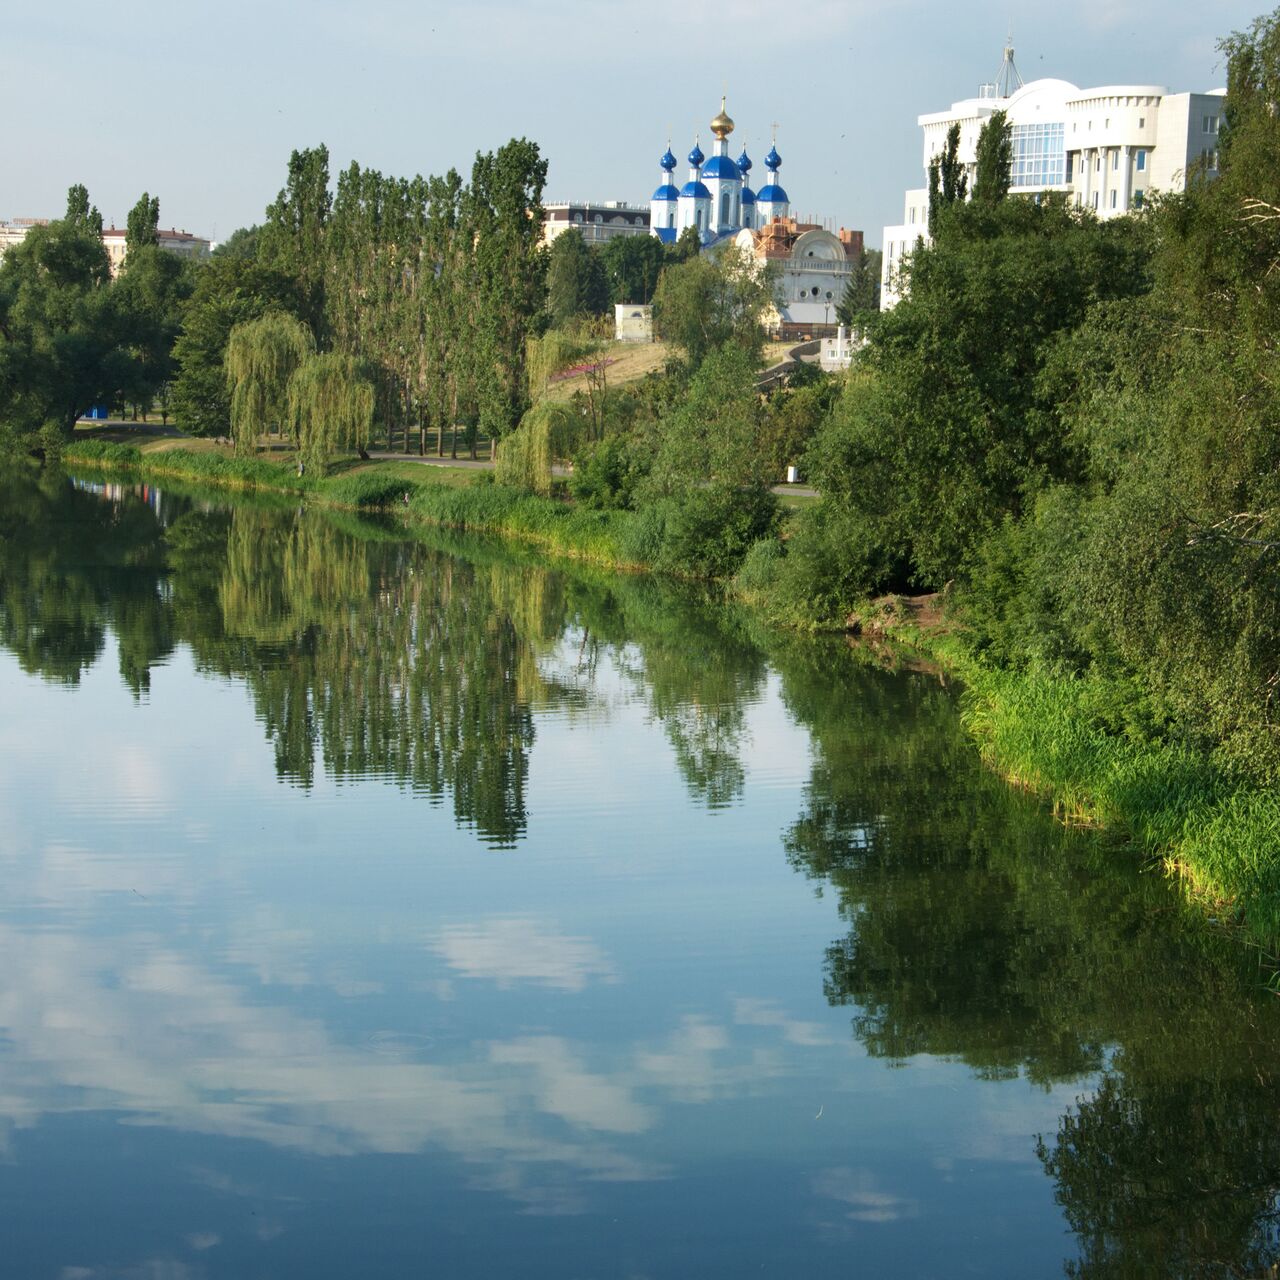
[287,351,375,473]
[495,399,578,495]
[225,312,314,454]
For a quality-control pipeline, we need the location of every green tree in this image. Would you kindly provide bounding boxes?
[927,122,968,232]
[835,245,882,326]
[798,198,1151,596]
[125,192,160,254]
[259,145,332,333]
[599,234,667,304]
[64,183,104,236]
[211,225,261,259]
[464,138,549,447]
[0,188,125,449]
[638,342,778,576]
[113,239,194,422]
[652,244,776,369]
[169,256,301,436]
[288,351,375,472]
[971,110,1012,206]
[224,311,315,453]
[667,224,701,264]
[546,230,609,327]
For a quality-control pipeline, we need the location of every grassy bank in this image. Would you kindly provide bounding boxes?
[63,439,645,572]
[864,605,1280,944]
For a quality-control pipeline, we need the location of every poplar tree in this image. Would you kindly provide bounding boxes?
[260,146,332,334]
[125,193,160,254]
[928,124,968,232]
[972,111,1013,206]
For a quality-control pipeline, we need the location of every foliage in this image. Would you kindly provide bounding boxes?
[598,234,667,304]
[639,343,778,576]
[170,255,301,436]
[971,110,1012,206]
[113,240,195,420]
[835,246,881,326]
[258,144,332,333]
[651,244,776,368]
[569,433,650,511]
[211,225,262,259]
[125,192,160,254]
[495,399,576,495]
[288,351,375,473]
[758,376,838,484]
[927,122,967,232]
[224,312,315,454]
[0,189,126,443]
[794,198,1151,601]
[546,229,609,327]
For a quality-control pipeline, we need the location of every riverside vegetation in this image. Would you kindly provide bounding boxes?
[4,9,1280,937]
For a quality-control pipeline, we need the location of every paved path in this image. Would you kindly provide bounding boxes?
[365,450,817,497]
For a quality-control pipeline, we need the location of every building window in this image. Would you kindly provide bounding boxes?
[1105,117,1110,128]
[1010,120,1066,188]
[1133,190,1144,208]
[1138,116,1145,128]
[1111,190,1117,208]
[1112,151,1119,170]
[1093,192,1099,209]
[1136,149,1147,171]
[1096,155,1101,172]
[1204,115,1213,133]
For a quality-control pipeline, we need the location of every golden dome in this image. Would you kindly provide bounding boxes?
[710,97,735,140]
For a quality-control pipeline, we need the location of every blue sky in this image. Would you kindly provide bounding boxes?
[4,0,1264,248]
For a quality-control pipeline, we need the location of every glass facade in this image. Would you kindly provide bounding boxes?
[1011,122,1066,188]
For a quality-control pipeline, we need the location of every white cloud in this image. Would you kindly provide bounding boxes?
[431,917,614,992]
[813,1167,919,1224]
[733,997,838,1047]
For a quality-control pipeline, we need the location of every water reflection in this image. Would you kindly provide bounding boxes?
[772,636,1280,1277]
[3,466,1280,1276]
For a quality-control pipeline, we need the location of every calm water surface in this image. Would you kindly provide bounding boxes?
[2,469,1280,1279]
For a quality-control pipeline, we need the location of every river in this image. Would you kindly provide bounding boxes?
[1,467,1279,1278]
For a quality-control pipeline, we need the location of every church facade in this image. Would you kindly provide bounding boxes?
[649,100,789,246]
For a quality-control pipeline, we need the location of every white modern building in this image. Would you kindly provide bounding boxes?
[880,43,1226,307]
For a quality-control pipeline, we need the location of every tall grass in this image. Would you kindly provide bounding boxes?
[935,638,1280,939]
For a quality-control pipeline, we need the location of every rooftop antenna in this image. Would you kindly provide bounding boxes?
[995,26,1024,98]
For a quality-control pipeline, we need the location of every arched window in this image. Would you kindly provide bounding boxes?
[721,191,731,224]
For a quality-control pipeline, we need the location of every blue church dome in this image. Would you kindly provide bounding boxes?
[680,180,712,200]
[756,183,789,203]
[660,147,677,172]
[702,155,740,180]
[765,145,782,170]
[737,149,753,174]
[687,143,705,167]
[652,182,680,202]
[741,187,756,204]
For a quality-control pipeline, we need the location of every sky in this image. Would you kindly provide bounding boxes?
[3,0,1265,249]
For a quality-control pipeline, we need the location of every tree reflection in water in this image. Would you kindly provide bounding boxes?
[5,466,1280,1275]
[773,636,1280,1279]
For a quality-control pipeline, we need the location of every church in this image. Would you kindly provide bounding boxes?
[649,100,864,337]
[649,100,790,246]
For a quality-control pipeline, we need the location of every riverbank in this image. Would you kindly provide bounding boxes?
[60,438,1280,946]
[64,438,649,572]
[855,596,1280,947]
